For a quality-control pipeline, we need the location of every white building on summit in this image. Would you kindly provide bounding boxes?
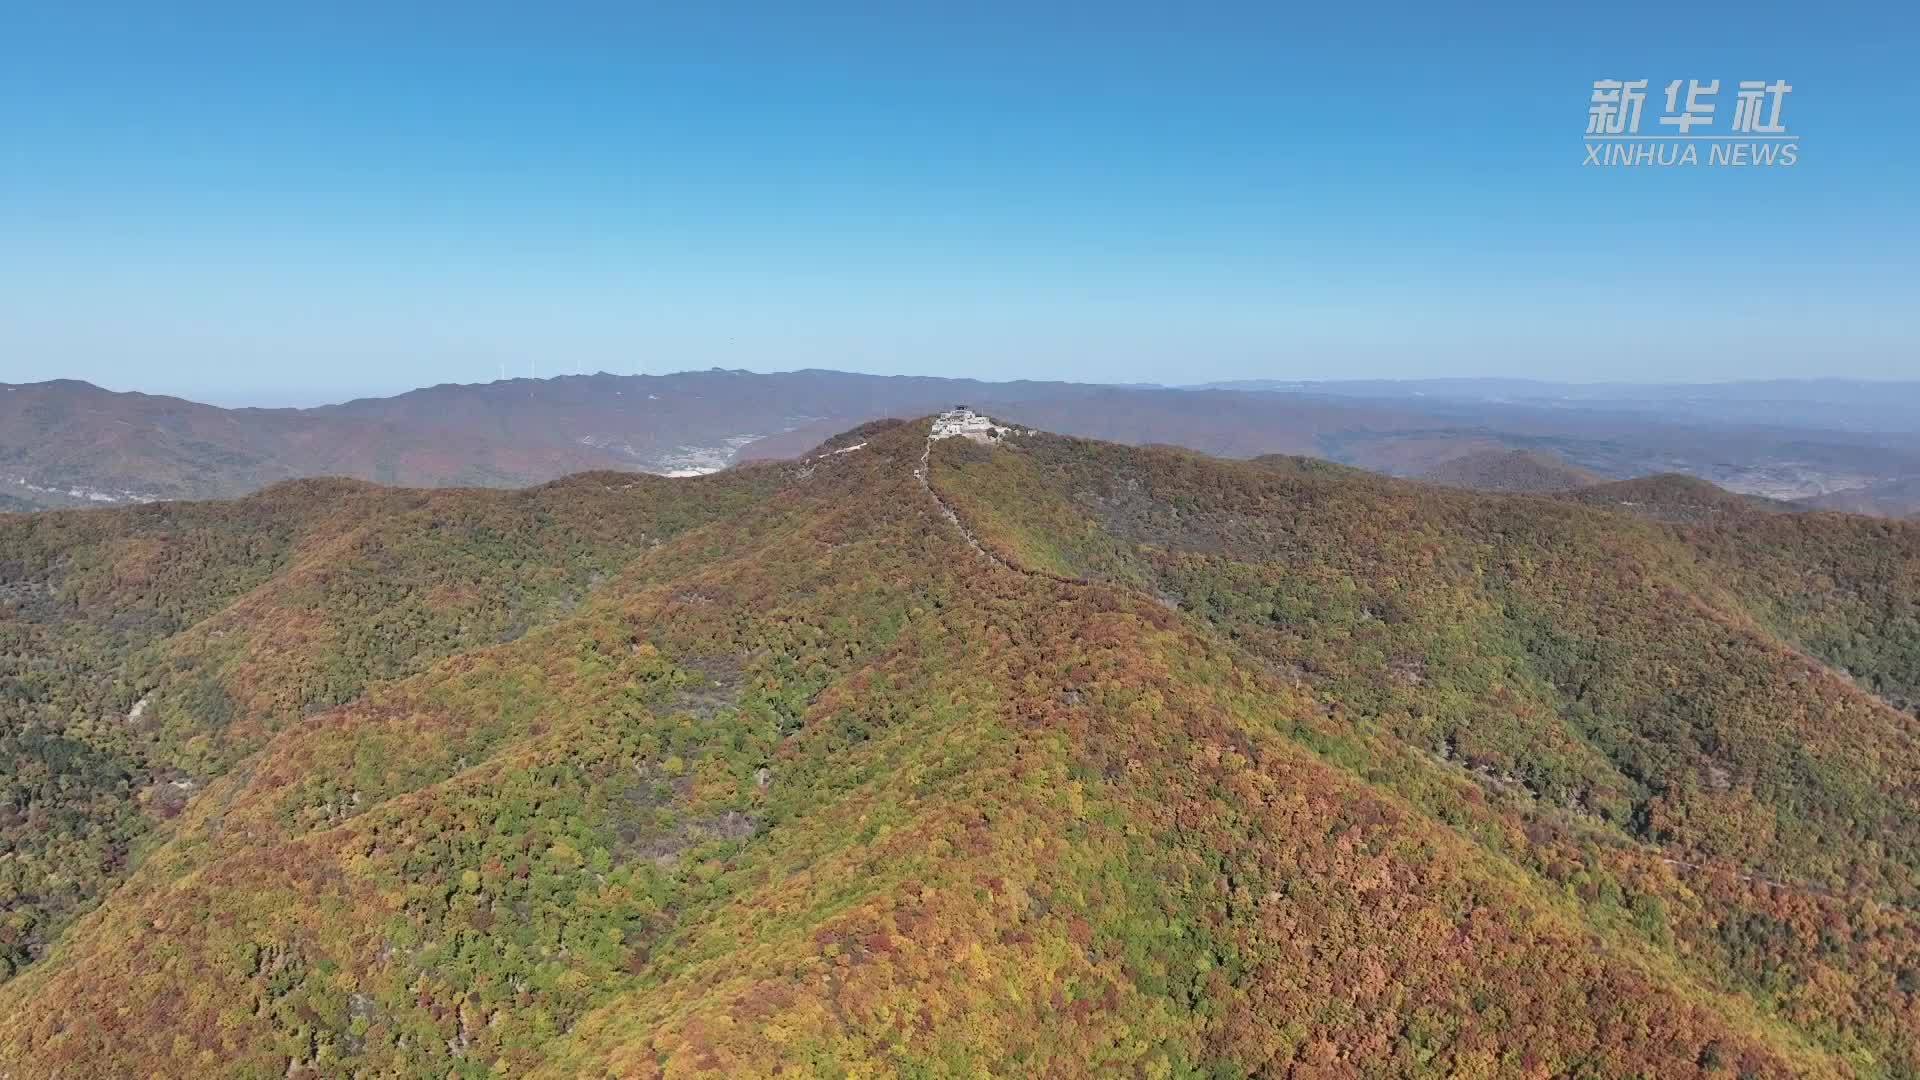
[930,407,1001,443]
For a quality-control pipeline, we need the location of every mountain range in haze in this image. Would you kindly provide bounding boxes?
[5,371,1919,518]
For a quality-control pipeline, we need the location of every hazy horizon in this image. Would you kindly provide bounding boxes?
[12,365,1920,413]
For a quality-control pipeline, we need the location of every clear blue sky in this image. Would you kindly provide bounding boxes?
[2,2,1914,404]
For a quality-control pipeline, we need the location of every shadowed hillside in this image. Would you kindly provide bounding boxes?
[1,419,1917,1077]
[1416,448,1603,493]
[1566,474,1796,523]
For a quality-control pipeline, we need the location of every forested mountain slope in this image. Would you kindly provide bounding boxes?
[1415,448,1603,493]
[0,419,1916,1077]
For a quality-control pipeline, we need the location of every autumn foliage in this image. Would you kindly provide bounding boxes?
[0,419,1916,1077]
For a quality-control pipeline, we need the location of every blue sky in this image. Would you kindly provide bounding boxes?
[2,2,1915,404]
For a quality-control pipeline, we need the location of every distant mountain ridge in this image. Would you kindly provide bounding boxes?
[6,370,1919,515]
[1196,376,1920,434]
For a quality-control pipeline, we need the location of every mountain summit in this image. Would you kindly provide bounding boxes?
[1,419,1916,1076]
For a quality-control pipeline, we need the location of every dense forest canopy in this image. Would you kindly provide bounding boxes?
[0,416,1917,1078]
